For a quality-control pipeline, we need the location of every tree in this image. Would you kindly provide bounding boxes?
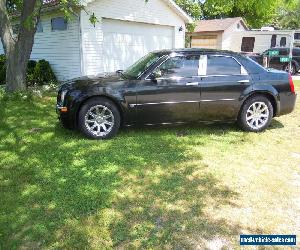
[273,0,300,29]
[201,0,281,28]
[0,0,91,92]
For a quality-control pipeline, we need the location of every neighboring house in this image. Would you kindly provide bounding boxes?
[187,17,248,50]
[188,17,300,54]
[0,0,192,81]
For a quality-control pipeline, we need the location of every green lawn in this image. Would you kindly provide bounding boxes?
[0,82,299,249]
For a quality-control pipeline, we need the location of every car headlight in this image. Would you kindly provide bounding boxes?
[60,90,68,104]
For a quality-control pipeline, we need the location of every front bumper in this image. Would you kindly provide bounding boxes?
[56,104,76,129]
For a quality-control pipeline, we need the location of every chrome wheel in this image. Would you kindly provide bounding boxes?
[84,105,115,137]
[246,102,269,130]
[284,64,295,75]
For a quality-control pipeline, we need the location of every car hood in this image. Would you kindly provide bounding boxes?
[62,72,129,90]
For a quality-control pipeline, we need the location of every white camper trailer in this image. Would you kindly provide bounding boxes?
[229,30,300,53]
[228,30,294,53]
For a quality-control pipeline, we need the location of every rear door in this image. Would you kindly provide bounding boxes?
[199,54,252,120]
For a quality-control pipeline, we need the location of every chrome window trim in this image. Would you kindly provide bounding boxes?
[145,53,249,80]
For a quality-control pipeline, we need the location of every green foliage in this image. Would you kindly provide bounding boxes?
[201,0,280,28]
[33,59,57,86]
[273,0,300,29]
[0,55,57,86]
[174,0,202,20]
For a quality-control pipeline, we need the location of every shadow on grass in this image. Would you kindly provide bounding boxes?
[0,96,272,249]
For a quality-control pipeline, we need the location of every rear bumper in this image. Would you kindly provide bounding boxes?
[278,93,297,116]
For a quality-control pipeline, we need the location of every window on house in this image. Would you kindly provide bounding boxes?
[51,17,67,31]
[241,37,255,52]
[37,21,43,33]
[271,35,277,48]
[280,37,287,47]
[294,33,300,40]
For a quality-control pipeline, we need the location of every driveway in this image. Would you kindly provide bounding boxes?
[293,74,300,81]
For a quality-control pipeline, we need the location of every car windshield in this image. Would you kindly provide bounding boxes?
[123,53,161,79]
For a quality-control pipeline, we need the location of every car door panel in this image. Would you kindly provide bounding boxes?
[135,77,200,123]
[199,75,251,120]
[199,54,252,120]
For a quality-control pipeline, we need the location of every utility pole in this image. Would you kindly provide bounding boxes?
[289,30,295,73]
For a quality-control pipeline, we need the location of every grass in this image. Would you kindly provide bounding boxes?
[0,82,299,249]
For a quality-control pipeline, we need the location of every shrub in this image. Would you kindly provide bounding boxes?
[33,59,57,86]
[26,60,37,86]
[0,54,5,85]
[0,55,57,86]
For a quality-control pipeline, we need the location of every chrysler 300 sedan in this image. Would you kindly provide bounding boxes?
[57,49,297,139]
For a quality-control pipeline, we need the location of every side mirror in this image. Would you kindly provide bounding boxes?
[150,70,162,81]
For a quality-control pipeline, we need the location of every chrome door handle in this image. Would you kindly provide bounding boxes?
[238,80,250,83]
[186,82,199,86]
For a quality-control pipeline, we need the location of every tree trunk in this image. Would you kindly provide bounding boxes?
[5,49,28,92]
[0,0,42,92]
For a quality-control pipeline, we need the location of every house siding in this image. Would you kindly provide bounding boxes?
[80,0,186,75]
[221,20,247,50]
[0,12,81,81]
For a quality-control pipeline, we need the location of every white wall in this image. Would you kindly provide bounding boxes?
[80,0,186,75]
[0,12,81,81]
[228,31,294,53]
[31,13,81,80]
[222,20,247,50]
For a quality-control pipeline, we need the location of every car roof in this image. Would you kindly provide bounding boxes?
[152,48,240,56]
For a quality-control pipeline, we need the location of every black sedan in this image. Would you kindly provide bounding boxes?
[57,49,297,139]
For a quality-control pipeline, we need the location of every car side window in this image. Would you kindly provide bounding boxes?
[155,55,200,78]
[206,55,242,75]
[293,49,300,56]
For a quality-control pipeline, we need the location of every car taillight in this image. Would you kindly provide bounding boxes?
[288,74,295,93]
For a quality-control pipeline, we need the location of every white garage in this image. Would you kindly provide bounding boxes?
[102,19,174,72]
[0,0,192,81]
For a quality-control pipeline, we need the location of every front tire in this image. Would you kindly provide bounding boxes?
[238,95,273,132]
[78,97,121,139]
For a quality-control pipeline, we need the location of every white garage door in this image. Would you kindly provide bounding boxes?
[102,18,174,73]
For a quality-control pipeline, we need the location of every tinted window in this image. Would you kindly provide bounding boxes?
[293,49,300,56]
[125,53,161,79]
[157,55,199,78]
[51,17,67,31]
[294,33,300,40]
[279,48,288,56]
[207,56,241,75]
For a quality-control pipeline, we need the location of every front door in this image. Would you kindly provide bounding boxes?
[199,54,252,120]
[135,55,201,124]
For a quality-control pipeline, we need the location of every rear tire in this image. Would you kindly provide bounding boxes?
[238,95,273,132]
[78,97,121,139]
[283,63,296,75]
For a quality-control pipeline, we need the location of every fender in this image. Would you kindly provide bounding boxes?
[240,84,280,116]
